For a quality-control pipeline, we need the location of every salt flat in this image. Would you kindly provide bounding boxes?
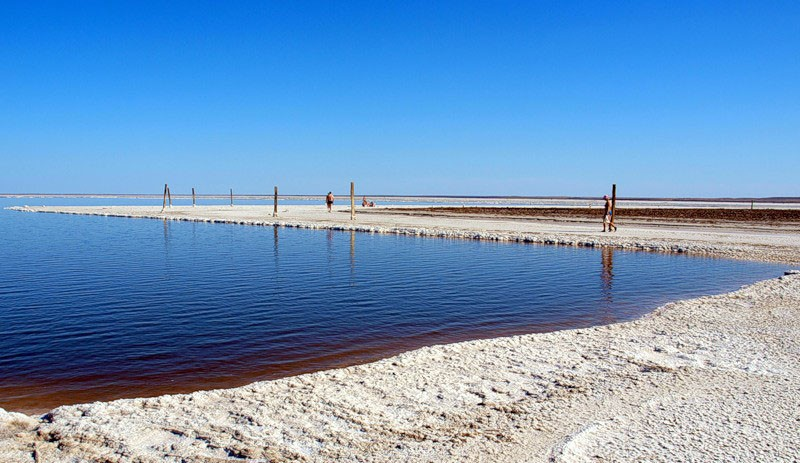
[2,205,798,462]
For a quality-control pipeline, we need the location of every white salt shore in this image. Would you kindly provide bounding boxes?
[8,204,800,264]
[2,205,799,462]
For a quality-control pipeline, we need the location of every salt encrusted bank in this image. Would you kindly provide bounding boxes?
[7,205,800,264]
[2,205,799,462]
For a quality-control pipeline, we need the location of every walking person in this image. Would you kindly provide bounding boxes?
[326,192,334,212]
[603,195,617,232]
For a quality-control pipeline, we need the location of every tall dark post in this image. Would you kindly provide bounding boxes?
[273,186,279,217]
[230,189,234,207]
[161,183,168,212]
[192,187,196,207]
[167,185,172,208]
[350,182,355,220]
[610,183,617,228]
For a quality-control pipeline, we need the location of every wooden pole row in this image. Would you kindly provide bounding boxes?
[159,183,361,221]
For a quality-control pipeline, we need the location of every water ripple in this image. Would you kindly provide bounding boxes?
[0,200,786,412]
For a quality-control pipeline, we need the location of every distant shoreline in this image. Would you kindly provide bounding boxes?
[2,193,800,203]
[10,204,800,264]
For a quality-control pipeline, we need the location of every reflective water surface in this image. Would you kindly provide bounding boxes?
[0,198,786,413]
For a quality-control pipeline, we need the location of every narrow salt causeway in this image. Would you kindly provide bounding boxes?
[1,202,799,462]
[9,204,800,264]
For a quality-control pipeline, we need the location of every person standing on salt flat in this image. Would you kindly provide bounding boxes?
[326,192,335,212]
[603,195,617,232]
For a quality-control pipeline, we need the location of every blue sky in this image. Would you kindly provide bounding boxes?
[1,1,798,197]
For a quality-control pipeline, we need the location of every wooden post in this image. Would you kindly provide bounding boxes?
[167,185,172,208]
[751,200,754,210]
[192,187,196,207]
[350,182,355,220]
[230,188,234,207]
[161,183,168,212]
[273,186,278,217]
[610,183,617,229]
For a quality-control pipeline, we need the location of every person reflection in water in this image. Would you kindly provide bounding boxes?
[601,247,614,292]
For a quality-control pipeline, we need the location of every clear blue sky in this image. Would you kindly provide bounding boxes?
[1,1,798,197]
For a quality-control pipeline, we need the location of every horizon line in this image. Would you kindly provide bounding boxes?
[2,193,799,203]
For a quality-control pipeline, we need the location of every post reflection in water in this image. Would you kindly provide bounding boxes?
[273,226,279,256]
[272,226,280,281]
[270,227,283,294]
[162,219,173,281]
[600,247,614,322]
[326,229,335,279]
[349,231,356,286]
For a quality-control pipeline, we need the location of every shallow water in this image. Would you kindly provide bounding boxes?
[0,198,787,413]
